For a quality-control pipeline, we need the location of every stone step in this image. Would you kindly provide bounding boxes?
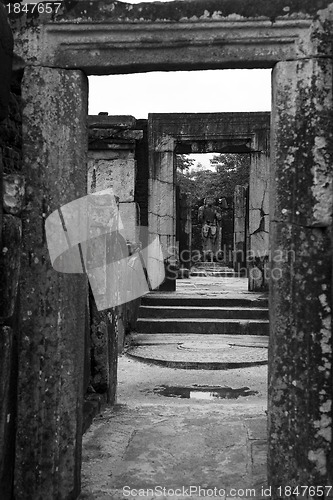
[136,318,269,335]
[189,270,238,277]
[191,263,231,269]
[130,333,269,347]
[139,305,269,320]
[141,294,268,308]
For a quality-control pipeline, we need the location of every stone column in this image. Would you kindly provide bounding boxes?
[16,67,88,500]
[248,131,270,291]
[233,185,247,272]
[148,142,177,291]
[268,57,333,492]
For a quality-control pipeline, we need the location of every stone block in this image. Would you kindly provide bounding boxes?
[88,158,135,201]
[234,217,245,236]
[249,209,262,236]
[3,174,24,215]
[88,115,136,129]
[249,154,269,213]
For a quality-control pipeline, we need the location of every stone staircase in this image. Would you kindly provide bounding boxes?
[189,262,238,277]
[136,293,269,336]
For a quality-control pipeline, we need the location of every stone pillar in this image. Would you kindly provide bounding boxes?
[248,131,270,291]
[179,192,192,275]
[233,185,247,273]
[16,67,88,500]
[148,140,177,291]
[268,57,333,492]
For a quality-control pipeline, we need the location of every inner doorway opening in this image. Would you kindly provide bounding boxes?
[176,152,251,286]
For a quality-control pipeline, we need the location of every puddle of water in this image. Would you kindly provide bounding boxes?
[152,385,258,400]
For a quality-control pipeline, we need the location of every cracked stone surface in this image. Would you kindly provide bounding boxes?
[80,356,267,499]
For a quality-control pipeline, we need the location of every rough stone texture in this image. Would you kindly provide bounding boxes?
[268,55,333,492]
[118,202,137,243]
[53,0,333,23]
[271,59,333,229]
[88,158,135,202]
[0,3,13,121]
[89,298,118,403]
[233,185,247,271]
[16,67,88,500]
[3,173,25,215]
[0,214,22,320]
[0,325,18,500]
[0,91,22,174]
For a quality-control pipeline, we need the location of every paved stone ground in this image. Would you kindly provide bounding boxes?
[80,358,268,500]
[79,278,269,500]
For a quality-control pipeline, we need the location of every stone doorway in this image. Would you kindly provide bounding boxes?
[176,152,250,282]
[147,112,270,292]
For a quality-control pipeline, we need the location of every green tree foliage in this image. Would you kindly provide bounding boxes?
[176,153,250,205]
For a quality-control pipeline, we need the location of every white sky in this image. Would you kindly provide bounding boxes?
[88,68,272,167]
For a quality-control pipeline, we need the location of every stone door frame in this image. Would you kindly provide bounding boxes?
[147,112,270,290]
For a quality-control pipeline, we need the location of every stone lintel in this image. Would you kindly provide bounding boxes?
[88,150,134,160]
[89,129,144,141]
[149,112,270,147]
[88,115,136,129]
[12,19,312,71]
